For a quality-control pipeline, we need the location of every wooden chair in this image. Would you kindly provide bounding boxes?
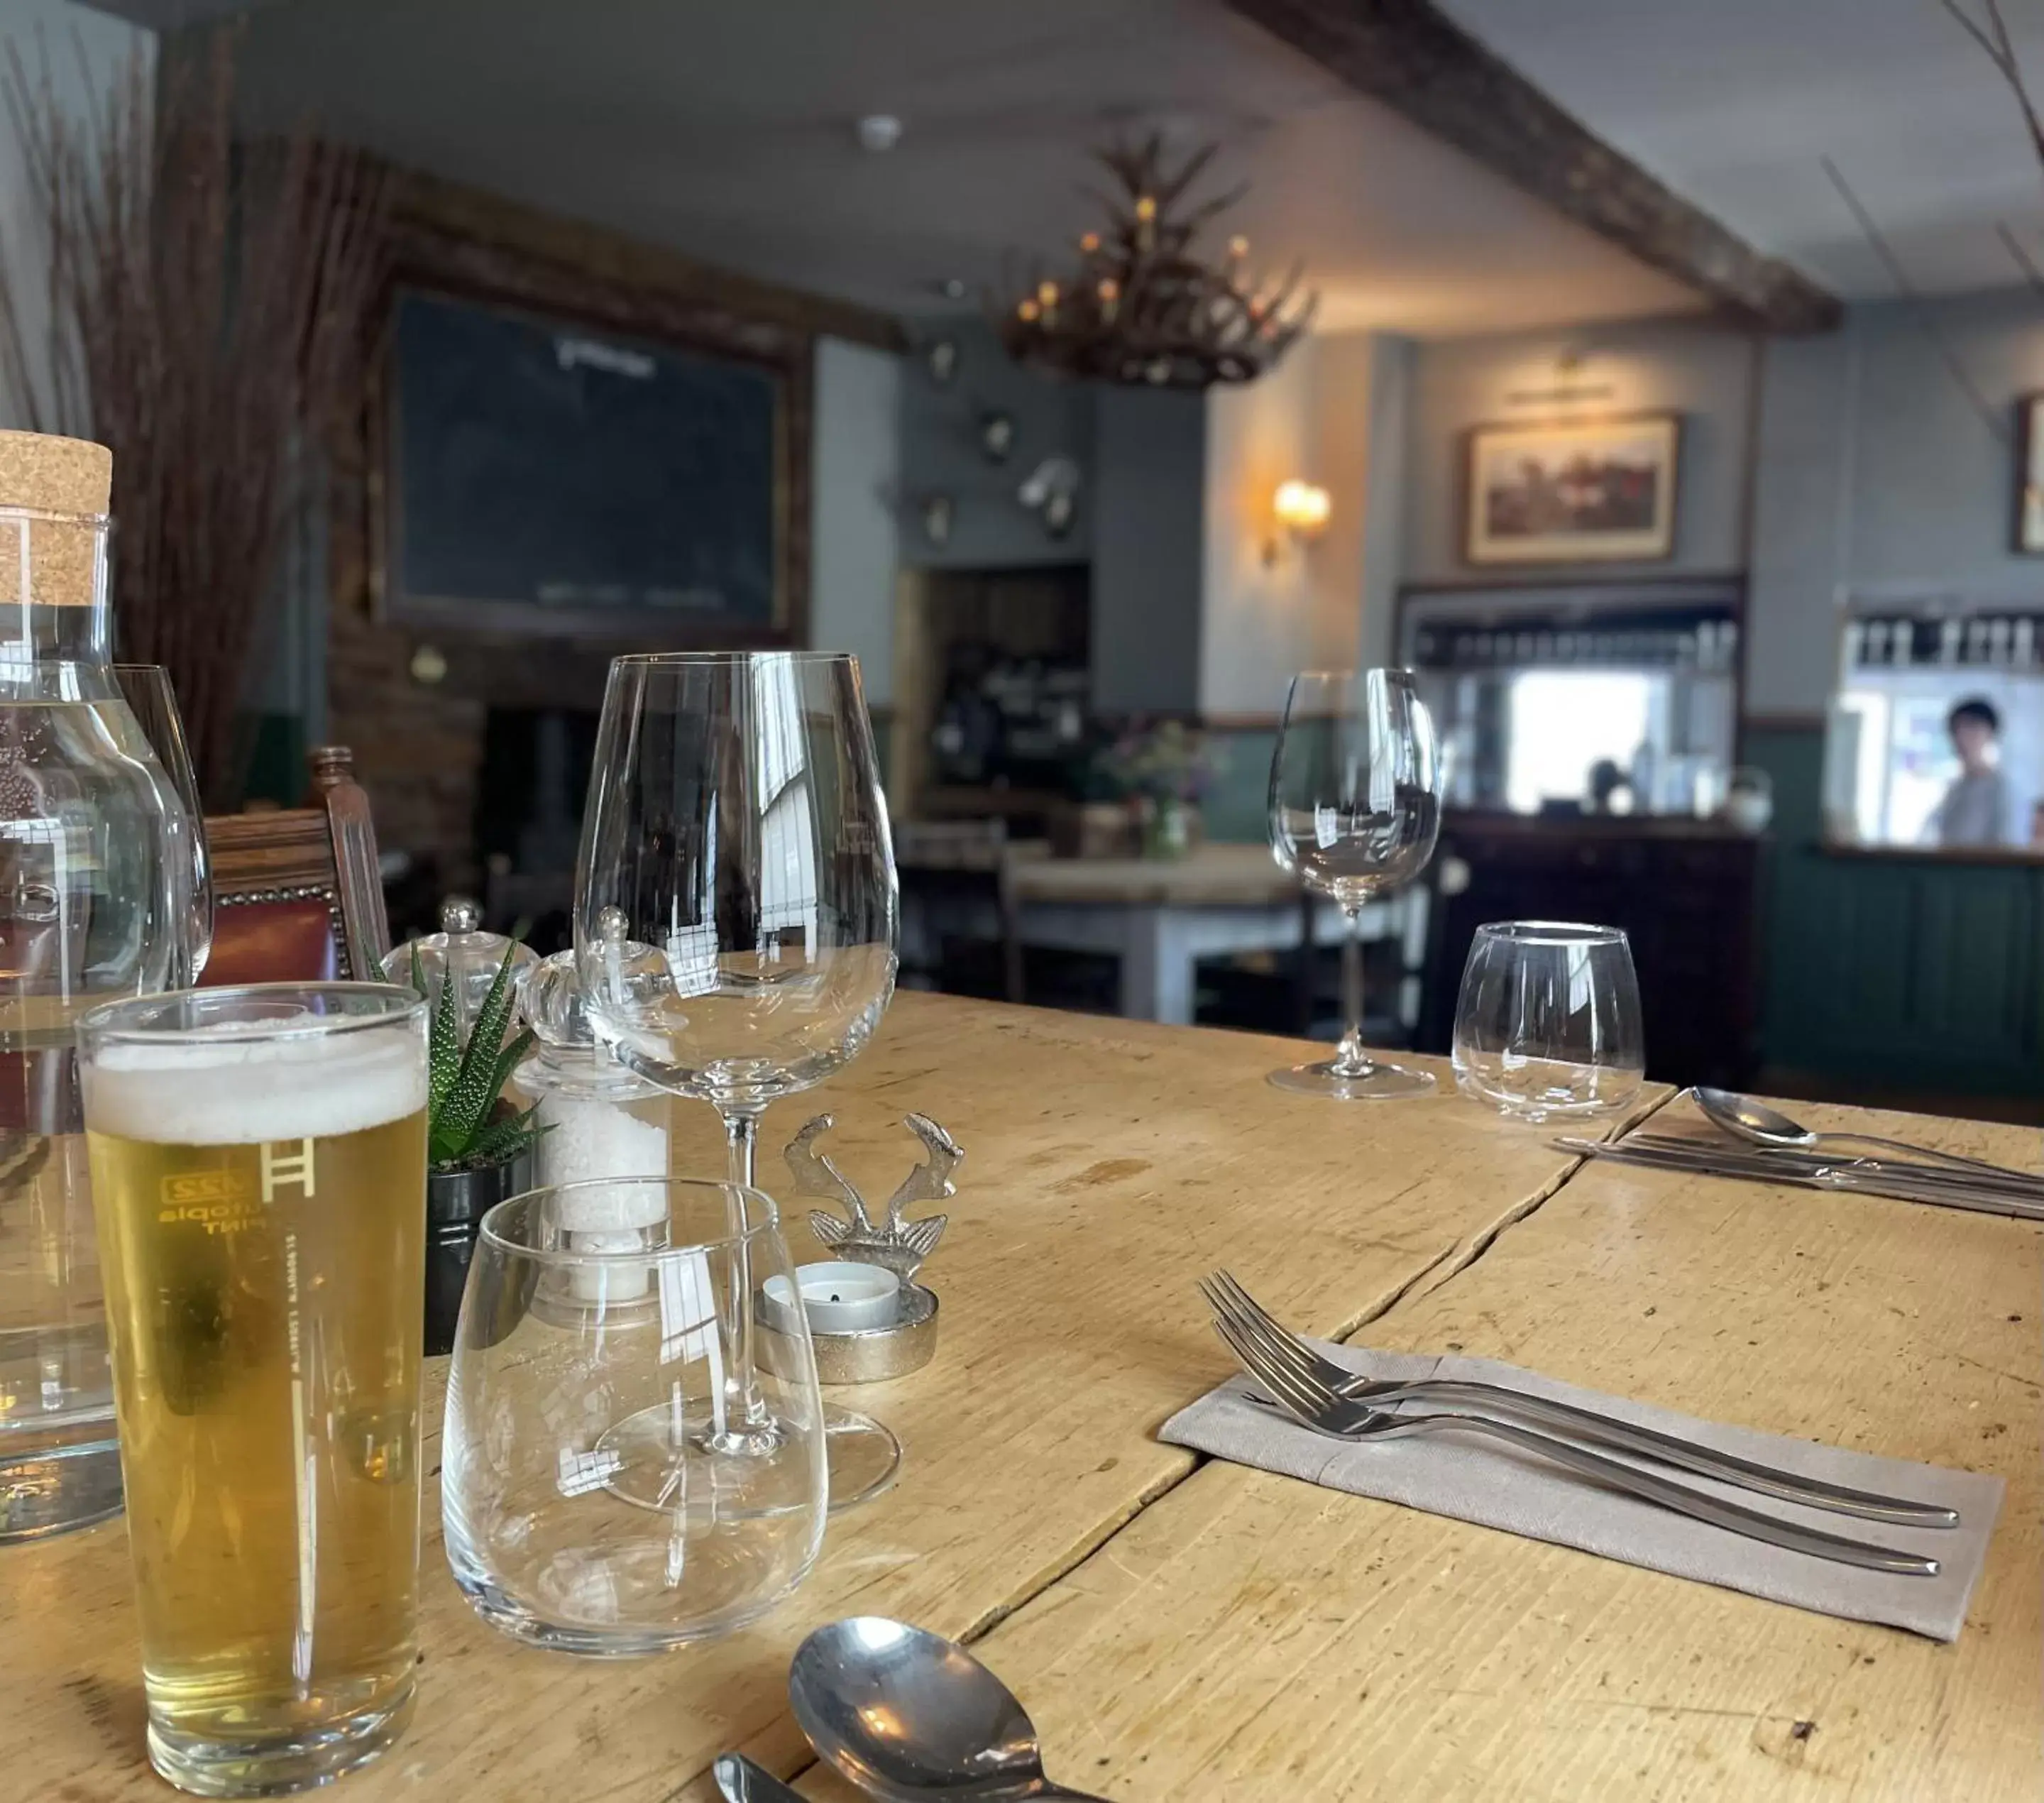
[894,818,1025,1006]
[200,747,392,986]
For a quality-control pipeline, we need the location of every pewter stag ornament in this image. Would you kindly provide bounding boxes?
[784,1112,960,1284]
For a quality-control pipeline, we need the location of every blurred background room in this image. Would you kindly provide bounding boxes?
[6,0,2043,1120]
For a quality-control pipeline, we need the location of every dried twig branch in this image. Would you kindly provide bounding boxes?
[0,28,388,805]
[1996,220,2044,302]
[1820,154,2007,442]
[1940,0,2044,167]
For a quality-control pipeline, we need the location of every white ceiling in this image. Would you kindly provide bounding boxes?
[168,0,1699,338]
[1442,0,2044,300]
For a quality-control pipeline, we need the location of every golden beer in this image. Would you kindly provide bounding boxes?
[79,987,428,1797]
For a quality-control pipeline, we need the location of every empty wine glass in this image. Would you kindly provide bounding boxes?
[1451,921,1645,1122]
[441,1178,828,1655]
[574,651,901,1506]
[1268,668,1441,1099]
[114,663,211,982]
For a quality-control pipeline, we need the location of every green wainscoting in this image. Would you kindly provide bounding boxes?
[1747,724,2044,1096]
[1201,725,1277,843]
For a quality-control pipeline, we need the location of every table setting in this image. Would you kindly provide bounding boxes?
[1,648,2036,1802]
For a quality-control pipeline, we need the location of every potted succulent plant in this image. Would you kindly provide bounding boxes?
[410,943,544,1356]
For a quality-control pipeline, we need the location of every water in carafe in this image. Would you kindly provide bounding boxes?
[0,432,191,1540]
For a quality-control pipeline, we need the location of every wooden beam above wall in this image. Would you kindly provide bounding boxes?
[1225,0,1842,335]
[390,168,910,355]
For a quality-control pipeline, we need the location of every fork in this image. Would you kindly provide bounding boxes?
[1204,1305,1940,1577]
[1201,1273,1957,1528]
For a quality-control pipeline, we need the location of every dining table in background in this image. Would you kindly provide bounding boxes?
[902,838,1428,1025]
[5,992,2036,1800]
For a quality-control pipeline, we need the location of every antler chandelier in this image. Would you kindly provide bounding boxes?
[998,133,1316,390]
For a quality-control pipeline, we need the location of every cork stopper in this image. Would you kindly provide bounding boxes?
[0,429,112,610]
[0,430,111,516]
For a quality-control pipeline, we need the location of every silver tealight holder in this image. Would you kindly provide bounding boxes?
[765,1112,960,1385]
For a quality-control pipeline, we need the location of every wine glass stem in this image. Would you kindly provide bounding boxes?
[720,1106,770,1433]
[723,1108,759,1190]
[1334,904,1373,1078]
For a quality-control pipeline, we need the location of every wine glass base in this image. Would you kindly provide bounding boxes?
[1268,1060,1436,1100]
[598,1402,817,1521]
[824,1409,901,1512]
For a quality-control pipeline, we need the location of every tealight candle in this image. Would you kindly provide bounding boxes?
[765,1261,901,1335]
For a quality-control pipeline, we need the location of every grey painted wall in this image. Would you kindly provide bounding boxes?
[1402,317,1758,584]
[811,335,902,706]
[1749,288,2044,717]
[1746,328,1855,720]
[1092,385,1204,713]
[1356,332,1413,669]
[1846,292,2044,599]
[897,317,1094,571]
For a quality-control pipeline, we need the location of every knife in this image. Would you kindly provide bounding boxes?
[713,1752,809,1803]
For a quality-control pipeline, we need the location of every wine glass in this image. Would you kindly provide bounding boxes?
[574,652,901,1506]
[1268,668,1441,1099]
[114,663,212,983]
[1451,921,1645,1121]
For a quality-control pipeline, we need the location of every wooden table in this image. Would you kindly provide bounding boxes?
[1003,843,1422,1025]
[6,994,2038,1799]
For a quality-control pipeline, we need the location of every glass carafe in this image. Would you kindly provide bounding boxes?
[0,433,192,1541]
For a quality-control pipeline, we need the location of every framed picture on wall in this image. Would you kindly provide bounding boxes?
[2015,395,2044,554]
[1463,414,1680,565]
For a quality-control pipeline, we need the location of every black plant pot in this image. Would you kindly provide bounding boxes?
[424,1148,534,1358]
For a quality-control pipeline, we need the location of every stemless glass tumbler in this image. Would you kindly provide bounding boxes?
[1268,668,1443,1099]
[1451,921,1647,1122]
[77,983,430,1797]
[441,1177,828,1657]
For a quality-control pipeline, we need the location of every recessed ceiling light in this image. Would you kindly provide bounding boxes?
[856,114,903,153]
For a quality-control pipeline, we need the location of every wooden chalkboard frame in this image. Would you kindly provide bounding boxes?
[369,211,813,651]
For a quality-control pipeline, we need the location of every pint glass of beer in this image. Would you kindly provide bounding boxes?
[77,983,429,1797]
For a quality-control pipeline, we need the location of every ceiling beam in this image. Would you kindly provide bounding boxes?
[1225,0,1842,334]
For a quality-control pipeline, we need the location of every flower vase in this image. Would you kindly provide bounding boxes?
[1142,797,1197,860]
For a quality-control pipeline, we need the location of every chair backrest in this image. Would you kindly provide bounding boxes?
[201,746,392,987]
[894,818,1024,1005]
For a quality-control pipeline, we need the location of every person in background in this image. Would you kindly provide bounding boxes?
[1928,697,2013,848]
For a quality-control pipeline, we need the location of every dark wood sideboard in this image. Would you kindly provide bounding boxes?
[1418,813,1765,1091]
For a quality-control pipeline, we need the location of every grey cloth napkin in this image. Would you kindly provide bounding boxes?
[1160,1341,2003,1642]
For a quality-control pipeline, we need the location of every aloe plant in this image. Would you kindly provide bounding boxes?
[410,942,545,1173]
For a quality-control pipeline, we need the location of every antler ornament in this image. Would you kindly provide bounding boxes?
[783,1112,961,1285]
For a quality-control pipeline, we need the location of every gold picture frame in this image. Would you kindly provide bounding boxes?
[2015,395,2044,555]
[1464,414,1680,566]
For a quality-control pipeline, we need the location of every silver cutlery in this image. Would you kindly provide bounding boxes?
[713,1753,809,1803]
[1695,1087,2041,1185]
[1559,1134,2044,1224]
[791,1616,1110,1802]
[1622,1131,2044,1200]
[1205,1298,1939,1577]
[1201,1273,1957,1527]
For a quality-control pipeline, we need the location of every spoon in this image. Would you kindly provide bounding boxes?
[1693,1087,2041,1184]
[789,1616,1110,1802]
[713,1753,808,1803]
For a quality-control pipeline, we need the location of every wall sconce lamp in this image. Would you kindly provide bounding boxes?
[1265,478,1331,565]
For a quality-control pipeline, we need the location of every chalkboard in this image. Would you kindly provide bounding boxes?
[384,287,784,633]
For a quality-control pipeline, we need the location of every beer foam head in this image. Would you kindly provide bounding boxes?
[84,1020,427,1146]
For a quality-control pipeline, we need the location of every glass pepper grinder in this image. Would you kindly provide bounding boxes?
[516,950,671,1307]
[382,897,537,1042]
